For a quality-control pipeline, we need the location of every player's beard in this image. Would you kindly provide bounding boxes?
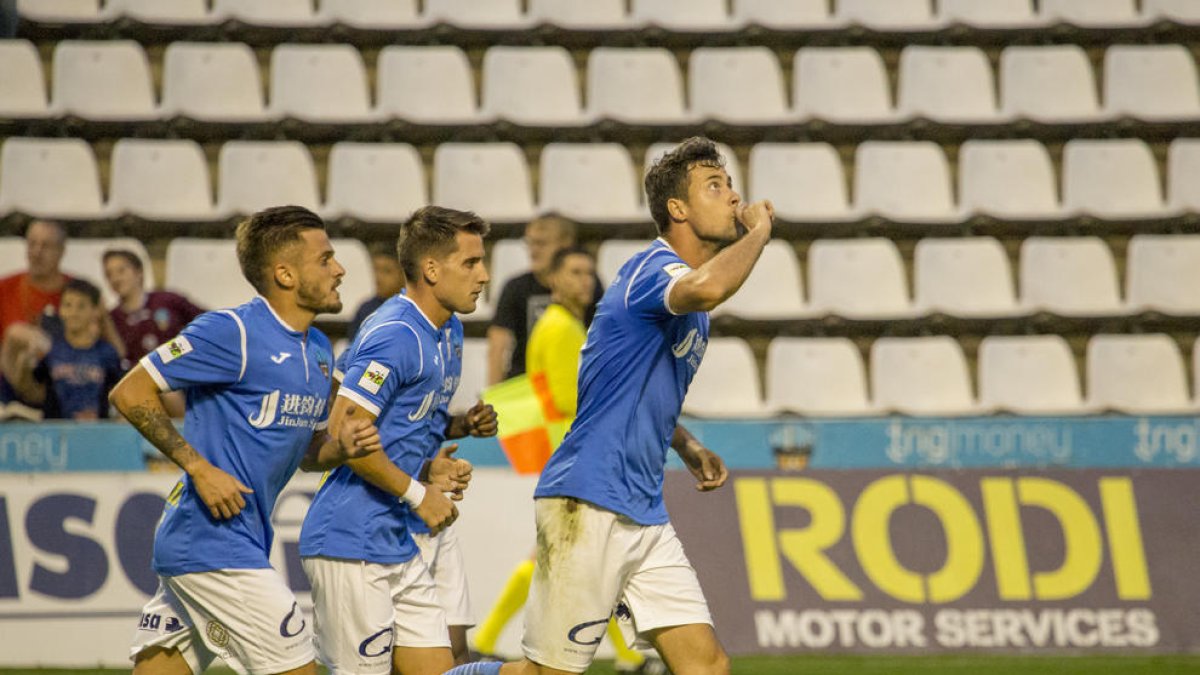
[297,277,342,315]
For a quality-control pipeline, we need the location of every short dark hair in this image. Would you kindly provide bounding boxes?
[397,206,490,282]
[63,277,101,306]
[25,219,66,244]
[527,214,577,243]
[367,240,399,261]
[548,245,592,273]
[102,249,143,273]
[235,205,326,294]
[644,137,726,234]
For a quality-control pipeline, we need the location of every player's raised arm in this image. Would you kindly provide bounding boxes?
[667,199,774,314]
[671,424,729,492]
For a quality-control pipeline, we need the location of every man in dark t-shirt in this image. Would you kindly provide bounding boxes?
[102,249,204,364]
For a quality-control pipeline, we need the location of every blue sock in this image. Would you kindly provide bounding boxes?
[444,662,503,675]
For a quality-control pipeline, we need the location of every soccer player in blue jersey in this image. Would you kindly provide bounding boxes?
[446,137,775,675]
[300,205,492,675]
[112,206,383,675]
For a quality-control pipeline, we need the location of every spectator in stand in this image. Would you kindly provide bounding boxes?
[0,220,70,340]
[346,241,405,340]
[103,249,204,364]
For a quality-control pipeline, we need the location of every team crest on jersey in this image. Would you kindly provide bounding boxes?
[662,262,690,279]
[156,336,193,363]
[359,360,390,394]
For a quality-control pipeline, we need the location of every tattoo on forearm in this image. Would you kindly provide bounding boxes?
[125,402,199,468]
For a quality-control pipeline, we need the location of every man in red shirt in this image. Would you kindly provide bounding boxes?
[0,219,69,339]
[102,249,204,363]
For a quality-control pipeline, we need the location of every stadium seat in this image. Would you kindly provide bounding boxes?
[897,46,1005,123]
[748,143,857,223]
[793,47,896,124]
[450,338,488,414]
[0,137,106,219]
[999,45,1107,123]
[1019,237,1124,316]
[645,142,743,197]
[1144,0,1200,22]
[164,239,254,310]
[586,48,691,125]
[0,237,24,278]
[870,336,979,416]
[423,0,530,28]
[765,338,874,416]
[529,0,629,29]
[108,138,218,221]
[212,0,322,26]
[1087,334,1193,413]
[377,46,483,124]
[913,237,1022,318]
[834,0,944,30]
[0,39,49,119]
[1040,0,1145,27]
[958,139,1063,220]
[631,0,729,30]
[488,238,531,291]
[596,240,650,287]
[161,42,273,123]
[1061,139,1173,220]
[688,47,791,125]
[807,238,914,319]
[107,0,215,24]
[733,0,837,29]
[683,338,767,418]
[1125,234,1200,314]
[537,144,645,223]
[318,0,423,28]
[433,143,535,223]
[322,142,426,222]
[481,47,585,126]
[853,141,959,223]
[977,335,1086,414]
[216,141,321,218]
[269,44,378,123]
[16,0,102,22]
[60,238,154,307]
[938,0,1043,27]
[328,238,373,322]
[713,240,809,320]
[1104,45,1200,121]
[1167,138,1200,211]
[51,40,157,122]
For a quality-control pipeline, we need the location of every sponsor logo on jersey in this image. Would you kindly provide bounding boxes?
[359,361,390,395]
[249,390,327,429]
[156,336,193,364]
[270,352,292,364]
[672,328,698,358]
[408,389,437,422]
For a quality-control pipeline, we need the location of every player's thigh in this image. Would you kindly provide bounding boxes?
[425,526,475,628]
[132,646,194,675]
[303,557,396,675]
[387,554,452,651]
[131,579,216,675]
[646,623,729,675]
[619,523,715,652]
[447,625,469,665]
[390,645,453,675]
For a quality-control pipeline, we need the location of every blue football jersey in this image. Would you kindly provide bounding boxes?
[535,239,709,525]
[300,295,458,563]
[142,297,334,576]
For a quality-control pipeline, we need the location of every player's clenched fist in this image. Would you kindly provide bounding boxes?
[735,200,775,233]
[415,488,458,534]
[428,444,473,500]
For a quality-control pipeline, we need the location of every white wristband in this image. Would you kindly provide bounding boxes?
[401,478,426,507]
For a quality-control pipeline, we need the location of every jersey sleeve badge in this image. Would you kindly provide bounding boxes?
[155,336,193,363]
[358,360,390,394]
[662,262,691,279]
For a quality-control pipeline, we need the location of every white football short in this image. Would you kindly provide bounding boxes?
[302,555,450,675]
[413,524,475,627]
[130,568,315,675]
[521,497,713,673]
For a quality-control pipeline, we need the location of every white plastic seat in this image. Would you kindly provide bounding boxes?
[481,47,585,126]
[161,42,272,123]
[1167,138,1200,211]
[586,48,691,124]
[377,46,482,124]
[51,40,157,121]
[212,0,322,26]
[1104,45,1200,122]
[0,39,49,118]
[1040,0,1145,28]
[529,0,629,29]
[748,143,856,222]
[433,143,535,223]
[488,238,531,291]
[977,335,1086,414]
[538,144,645,223]
[216,141,321,217]
[323,143,425,222]
[713,240,808,320]
[596,240,650,288]
[689,47,791,124]
[682,338,766,418]
[327,238,373,322]
[1125,234,1200,314]
[423,0,530,28]
[765,338,874,416]
[60,238,154,307]
[0,237,25,278]
[164,239,254,310]
[898,46,1005,123]
[853,141,959,222]
[0,137,106,219]
[939,0,1043,27]
[733,0,836,29]
[317,0,423,28]
[870,336,979,416]
[631,0,729,30]
[269,44,377,123]
[17,0,102,22]
[1144,0,1200,23]
[450,339,488,414]
[807,238,914,319]
[108,138,217,221]
[835,0,943,30]
[913,237,1021,317]
[793,47,896,124]
[645,142,742,197]
[1062,139,1173,219]
[1000,45,1107,123]
[1087,334,1192,413]
[958,139,1063,219]
[1019,237,1123,316]
[107,0,214,24]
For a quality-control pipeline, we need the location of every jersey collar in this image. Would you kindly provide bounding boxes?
[396,294,440,333]
[654,237,679,256]
[256,296,304,335]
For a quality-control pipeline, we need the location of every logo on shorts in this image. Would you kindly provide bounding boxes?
[567,618,609,646]
[279,601,307,638]
[206,620,230,648]
[358,627,394,658]
[165,617,183,633]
